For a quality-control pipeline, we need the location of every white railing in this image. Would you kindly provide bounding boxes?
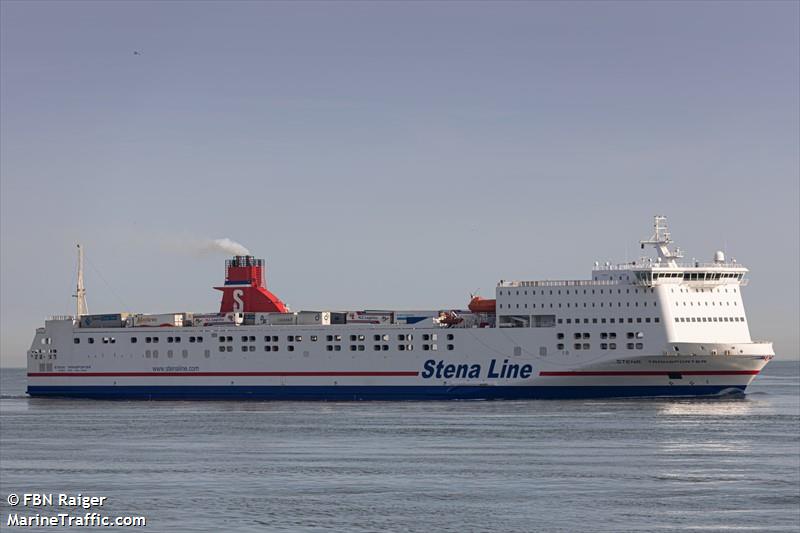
[500,278,747,289]
[498,280,621,288]
[594,262,747,271]
[48,315,74,321]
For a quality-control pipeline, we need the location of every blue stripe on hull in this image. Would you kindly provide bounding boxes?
[27,385,747,401]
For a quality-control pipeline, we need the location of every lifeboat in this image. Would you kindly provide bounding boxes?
[468,296,496,314]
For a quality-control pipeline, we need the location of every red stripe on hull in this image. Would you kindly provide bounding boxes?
[28,371,419,378]
[539,370,759,377]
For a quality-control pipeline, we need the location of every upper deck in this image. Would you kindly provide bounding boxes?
[499,216,748,290]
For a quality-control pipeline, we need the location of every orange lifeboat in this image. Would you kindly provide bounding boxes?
[468,296,496,314]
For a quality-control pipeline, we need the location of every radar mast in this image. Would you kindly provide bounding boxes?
[640,215,683,266]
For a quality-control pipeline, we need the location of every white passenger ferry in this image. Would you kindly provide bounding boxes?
[27,216,774,400]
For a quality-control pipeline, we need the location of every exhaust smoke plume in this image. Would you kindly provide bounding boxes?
[160,237,252,257]
[204,238,251,256]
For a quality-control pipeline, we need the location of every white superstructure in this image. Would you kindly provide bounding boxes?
[27,216,774,400]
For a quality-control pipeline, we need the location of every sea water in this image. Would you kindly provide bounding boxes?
[1,362,798,532]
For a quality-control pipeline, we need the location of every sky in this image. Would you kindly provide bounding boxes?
[1,1,798,367]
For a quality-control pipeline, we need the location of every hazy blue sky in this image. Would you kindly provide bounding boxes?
[1,1,798,366]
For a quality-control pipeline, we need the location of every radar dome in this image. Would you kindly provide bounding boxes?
[714,250,725,263]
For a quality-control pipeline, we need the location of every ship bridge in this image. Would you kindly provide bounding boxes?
[591,216,748,287]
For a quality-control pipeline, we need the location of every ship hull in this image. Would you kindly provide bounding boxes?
[27,312,774,401]
[26,383,748,400]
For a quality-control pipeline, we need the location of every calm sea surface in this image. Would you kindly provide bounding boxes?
[1,362,798,532]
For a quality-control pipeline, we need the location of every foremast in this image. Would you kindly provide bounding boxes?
[73,244,88,318]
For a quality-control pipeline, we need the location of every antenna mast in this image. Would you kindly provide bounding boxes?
[639,215,684,266]
[73,244,88,317]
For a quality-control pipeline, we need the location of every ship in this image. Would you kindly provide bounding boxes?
[26,216,774,400]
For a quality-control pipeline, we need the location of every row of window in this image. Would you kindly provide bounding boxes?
[556,332,621,340]
[212,344,456,353]
[500,301,656,310]
[500,287,651,296]
[562,316,657,324]
[673,287,738,293]
[501,314,662,329]
[674,316,745,323]
[144,349,210,358]
[676,301,738,306]
[655,272,743,281]
[233,333,454,343]
[74,335,205,345]
[555,342,644,351]
[73,333,454,346]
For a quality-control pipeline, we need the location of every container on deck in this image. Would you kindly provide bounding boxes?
[395,311,439,325]
[346,311,394,324]
[330,312,347,324]
[132,313,185,327]
[266,313,297,326]
[297,311,331,325]
[79,313,130,328]
[191,312,243,327]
